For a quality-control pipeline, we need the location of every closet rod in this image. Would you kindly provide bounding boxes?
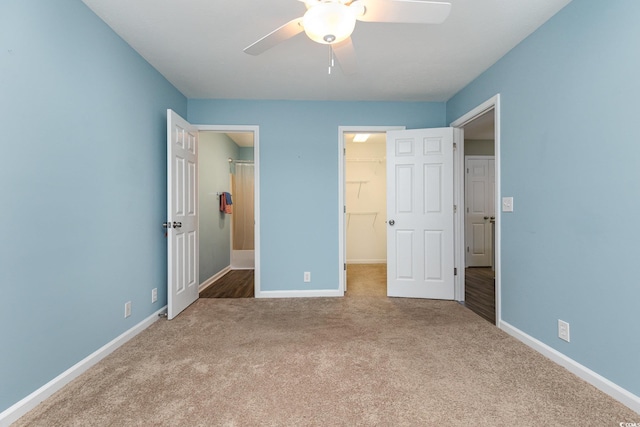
[228,157,254,164]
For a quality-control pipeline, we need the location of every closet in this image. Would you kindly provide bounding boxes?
[345,134,386,264]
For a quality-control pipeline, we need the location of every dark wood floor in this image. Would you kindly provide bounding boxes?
[199,270,254,298]
[464,267,495,324]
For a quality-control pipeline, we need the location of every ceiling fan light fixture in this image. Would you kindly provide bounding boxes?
[302,2,356,45]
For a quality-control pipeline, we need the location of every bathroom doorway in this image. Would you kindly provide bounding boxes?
[197,127,259,297]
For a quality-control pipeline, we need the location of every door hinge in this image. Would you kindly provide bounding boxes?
[453,205,457,213]
[344,263,347,271]
[453,142,457,151]
[344,147,346,155]
[344,205,346,213]
[454,268,458,276]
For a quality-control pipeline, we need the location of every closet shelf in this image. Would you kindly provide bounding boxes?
[346,157,384,175]
[346,180,370,198]
[346,211,379,227]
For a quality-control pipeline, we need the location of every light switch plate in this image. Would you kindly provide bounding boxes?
[502,197,514,212]
[558,319,570,342]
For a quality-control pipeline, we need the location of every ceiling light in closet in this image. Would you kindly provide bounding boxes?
[353,133,370,142]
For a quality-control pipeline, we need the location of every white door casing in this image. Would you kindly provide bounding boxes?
[167,110,199,319]
[386,128,455,299]
[465,156,495,267]
[450,94,501,316]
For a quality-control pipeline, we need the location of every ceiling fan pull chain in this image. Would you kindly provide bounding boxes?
[328,45,335,74]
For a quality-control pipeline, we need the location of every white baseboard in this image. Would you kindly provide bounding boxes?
[198,266,231,293]
[0,306,167,427]
[256,289,343,298]
[500,320,640,415]
[231,250,255,270]
[346,259,387,265]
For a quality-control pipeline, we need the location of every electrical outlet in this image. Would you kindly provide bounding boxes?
[304,272,311,283]
[558,319,570,342]
[124,301,132,318]
[151,288,158,303]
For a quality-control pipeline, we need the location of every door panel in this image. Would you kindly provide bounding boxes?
[167,109,199,320]
[395,230,414,279]
[387,128,454,300]
[396,165,413,212]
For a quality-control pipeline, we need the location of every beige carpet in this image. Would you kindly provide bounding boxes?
[15,297,638,426]
[346,263,387,297]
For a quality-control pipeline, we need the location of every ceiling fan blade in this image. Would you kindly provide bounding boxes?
[244,17,304,55]
[355,0,451,24]
[332,37,358,75]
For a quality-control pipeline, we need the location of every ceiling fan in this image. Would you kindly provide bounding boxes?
[244,0,452,75]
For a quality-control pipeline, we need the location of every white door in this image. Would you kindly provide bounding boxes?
[386,128,455,299]
[167,110,199,320]
[465,157,495,267]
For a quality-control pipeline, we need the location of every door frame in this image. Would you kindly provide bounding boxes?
[450,94,501,322]
[338,125,405,294]
[195,124,261,297]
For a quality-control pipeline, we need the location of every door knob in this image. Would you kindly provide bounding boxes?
[484,216,489,220]
[172,221,182,229]
[491,216,495,220]
[162,222,172,229]
[388,219,395,226]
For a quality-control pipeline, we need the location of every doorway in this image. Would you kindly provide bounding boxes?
[451,95,500,325]
[339,126,404,296]
[344,132,387,296]
[197,127,260,298]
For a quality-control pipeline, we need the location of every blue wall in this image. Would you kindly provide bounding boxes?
[6,0,636,416]
[447,0,640,396]
[189,100,445,291]
[0,0,186,412]
[199,133,240,281]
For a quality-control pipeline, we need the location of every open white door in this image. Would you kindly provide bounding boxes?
[386,128,455,299]
[167,110,199,319]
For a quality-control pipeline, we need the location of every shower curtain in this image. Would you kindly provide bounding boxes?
[232,163,255,250]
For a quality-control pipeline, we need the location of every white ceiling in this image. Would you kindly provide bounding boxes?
[81,0,571,102]
[226,132,254,147]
